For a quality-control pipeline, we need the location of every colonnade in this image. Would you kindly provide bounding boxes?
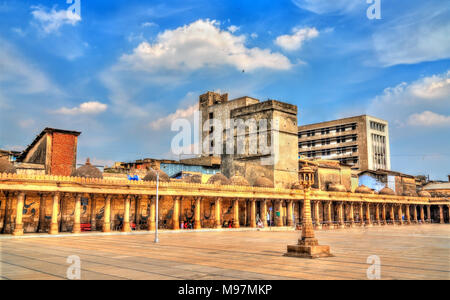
[3,191,450,236]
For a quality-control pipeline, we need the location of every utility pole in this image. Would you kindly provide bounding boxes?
[154,172,159,243]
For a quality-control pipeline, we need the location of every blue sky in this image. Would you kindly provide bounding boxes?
[0,0,449,180]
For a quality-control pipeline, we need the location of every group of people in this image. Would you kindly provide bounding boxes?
[180,221,194,229]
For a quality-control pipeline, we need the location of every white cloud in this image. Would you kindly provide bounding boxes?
[250,33,258,39]
[373,71,450,106]
[31,5,81,34]
[372,6,450,66]
[227,25,240,33]
[407,111,450,127]
[275,27,319,51]
[367,70,450,128]
[142,22,157,28]
[119,19,292,72]
[292,0,363,14]
[150,104,198,130]
[54,101,108,115]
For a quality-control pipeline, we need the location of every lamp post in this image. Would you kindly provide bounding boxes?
[285,165,332,258]
[154,172,159,243]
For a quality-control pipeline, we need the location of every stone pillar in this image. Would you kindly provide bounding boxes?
[149,196,156,231]
[420,205,425,223]
[365,203,372,227]
[103,195,112,232]
[405,205,411,225]
[250,199,256,228]
[49,192,59,235]
[122,195,131,232]
[285,186,332,258]
[413,205,418,223]
[375,204,380,225]
[382,204,387,225]
[73,194,81,233]
[194,197,201,229]
[326,202,333,229]
[214,197,222,229]
[359,203,365,226]
[314,201,322,229]
[233,199,240,228]
[439,205,444,224]
[287,200,294,227]
[12,192,25,236]
[426,205,431,223]
[135,196,141,230]
[173,196,180,230]
[276,200,283,227]
[338,202,345,229]
[261,199,268,227]
[349,202,355,227]
[90,195,96,231]
[398,205,403,225]
[390,205,396,225]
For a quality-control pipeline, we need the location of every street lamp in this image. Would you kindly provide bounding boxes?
[285,165,332,258]
[154,172,159,243]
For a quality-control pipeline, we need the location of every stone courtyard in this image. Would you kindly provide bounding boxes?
[0,225,449,280]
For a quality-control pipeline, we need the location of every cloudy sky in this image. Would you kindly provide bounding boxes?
[0,0,449,180]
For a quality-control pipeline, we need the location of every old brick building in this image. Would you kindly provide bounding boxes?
[16,128,81,176]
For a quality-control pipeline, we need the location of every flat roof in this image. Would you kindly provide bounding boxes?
[298,114,388,130]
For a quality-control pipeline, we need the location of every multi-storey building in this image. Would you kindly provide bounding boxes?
[298,115,391,171]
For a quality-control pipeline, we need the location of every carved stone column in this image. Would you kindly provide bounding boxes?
[173,196,181,230]
[359,203,365,226]
[426,205,431,223]
[103,195,112,232]
[405,204,411,225]
[73,194,81,233]
[375,204,380,225]
[287,200,294,227]
[349,202,355,227]
[250,199,256,228]
[233,199,240,228]
[439,205,444,224]
[276,200,283,227]
[337,202,345,229]
[382,203,387,225]
[327,202,333,229]
[398,204,404,225]
[12,192,25,236]
[49,192,59,235]
[285,184,332,258]
[135,195,141,230]
[314,201,322,230]
[214,197,221,229]
[413,205,418,223]
[149,196,156,231]
[194,197,201,229]
[420,205,425,223]
[122,195,131,232]
[390,205,396,225]
[90,194,96,231]
[365,203,372,227]
[261,199,268,227]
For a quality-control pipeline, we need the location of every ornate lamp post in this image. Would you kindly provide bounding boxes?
[285,165,333,258]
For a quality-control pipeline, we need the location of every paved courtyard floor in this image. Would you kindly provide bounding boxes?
[0,224,449,280]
